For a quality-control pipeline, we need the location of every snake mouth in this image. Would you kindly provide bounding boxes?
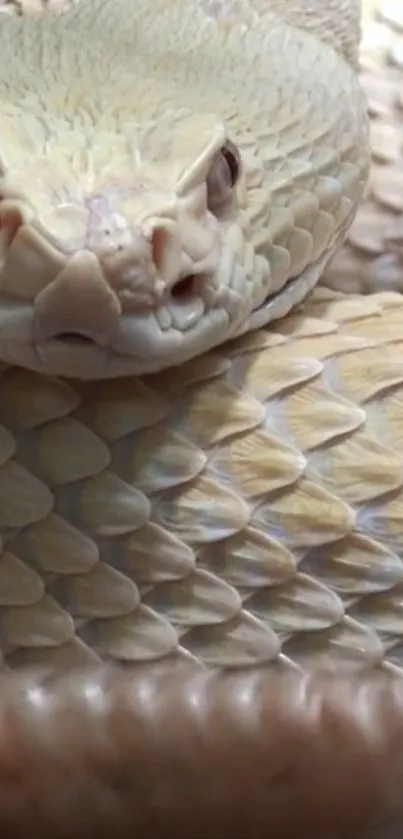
[0,250,329,379]
[56,333,97,345]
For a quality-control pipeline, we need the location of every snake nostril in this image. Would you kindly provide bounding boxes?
[170,275,199,300]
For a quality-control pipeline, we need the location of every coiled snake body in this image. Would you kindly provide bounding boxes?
[1,0,400,677]
[1,5,403,837]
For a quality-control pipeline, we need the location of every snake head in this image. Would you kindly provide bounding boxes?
[0,0,370,378]
[0,114,259,378]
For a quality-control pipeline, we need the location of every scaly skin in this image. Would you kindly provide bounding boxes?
[0,0,369,378]
[0,287,402,672]
[1,0,402,677]
[1,4,403,830]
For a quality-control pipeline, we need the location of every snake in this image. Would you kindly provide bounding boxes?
[0,0,400,674]
[1,2,403,833]
[0,0,370,378]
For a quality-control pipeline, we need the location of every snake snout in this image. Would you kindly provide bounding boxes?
[33,251,122,347]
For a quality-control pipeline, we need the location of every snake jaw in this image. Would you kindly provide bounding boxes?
[0,218,250,378]
[0,182,252,377]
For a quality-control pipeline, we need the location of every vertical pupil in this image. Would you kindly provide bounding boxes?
[221,144,239,187]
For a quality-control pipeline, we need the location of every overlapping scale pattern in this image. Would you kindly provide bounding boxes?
[0,0,401,674]
[0,288,401,672]
[326,0,403,294]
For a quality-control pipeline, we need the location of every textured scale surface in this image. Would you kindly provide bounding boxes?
[0,0,399,675]
[326,0,403,295]
[0,288,402,672]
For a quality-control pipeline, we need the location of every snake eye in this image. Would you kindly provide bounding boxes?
[206,139,241,216]
[221,141,240,187]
